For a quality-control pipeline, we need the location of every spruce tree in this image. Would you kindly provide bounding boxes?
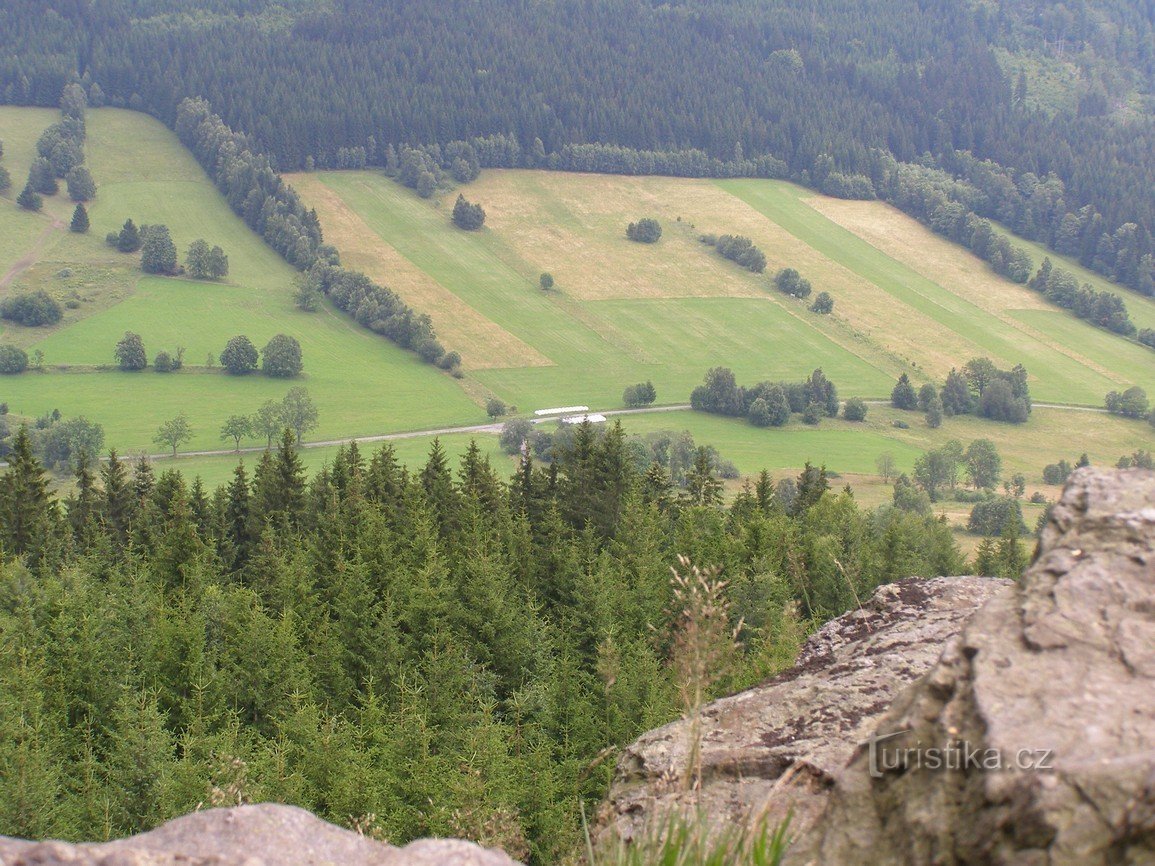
[70,202,89,233]
[101,450,135,547]
[117,219,141,253]
[891,373,918,409]
[0,427,53,560]
[16,183,42,211]
[66,166,96,202]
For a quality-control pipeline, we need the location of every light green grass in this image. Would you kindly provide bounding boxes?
[717,179,1143,405]
[988,222,1155,333]
[0,108,62,278]
[314,172,896,413]
[1,109,480,452]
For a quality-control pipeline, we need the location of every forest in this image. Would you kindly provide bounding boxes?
[1,0,1155,298]
[0,421,968,862]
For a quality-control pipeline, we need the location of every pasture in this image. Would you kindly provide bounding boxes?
[0,109,480,453]
[1,108,1150,501]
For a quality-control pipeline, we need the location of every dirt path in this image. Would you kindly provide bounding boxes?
[0,217,66,290]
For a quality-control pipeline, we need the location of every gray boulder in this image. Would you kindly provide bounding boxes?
[601,574,1011,845]
[806,468,1155,865]
[0,803,521,866]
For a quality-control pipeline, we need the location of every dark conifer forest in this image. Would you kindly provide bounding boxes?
[2,0,1155,295]
[0,423,963,859]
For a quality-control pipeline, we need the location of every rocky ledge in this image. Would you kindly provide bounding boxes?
[805,467,1155,864]
[604,468,1155,866]
[601,574,1011,844]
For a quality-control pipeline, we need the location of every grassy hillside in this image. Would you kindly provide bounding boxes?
[0,109,480,453]
[1,109,1150,498]
[294,169,1153,409]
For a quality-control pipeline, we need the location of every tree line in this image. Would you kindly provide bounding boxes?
[690,367,843,428]
[173,98,457,371]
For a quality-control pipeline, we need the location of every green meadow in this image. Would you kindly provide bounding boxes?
[0,109,480,453]
[1,107,1151,494]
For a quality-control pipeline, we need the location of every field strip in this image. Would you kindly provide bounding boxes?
[287,172,550,370]
[804,196,1125,382]
[89,399,1101,466]
[0,215,65,290]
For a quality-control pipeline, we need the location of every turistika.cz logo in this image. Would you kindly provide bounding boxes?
[867,729,1055,779]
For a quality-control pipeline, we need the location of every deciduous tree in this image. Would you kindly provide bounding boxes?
[154,414,192,456]
[114,332,147,370]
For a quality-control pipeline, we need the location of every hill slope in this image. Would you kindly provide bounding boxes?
[0,108,480,454]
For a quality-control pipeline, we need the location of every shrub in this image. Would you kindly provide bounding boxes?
[1105,386,1149,419]
[623,380,657,407]
[539,272,554,291]
[748,397,771,427]
[451,194,486,230]
[262,334,303,378]
[626,217,662,243]
[1042,460,1072,485]
[774,268,812,299]
[842,397,867,421]
[220,335,259,374]
[715,235,766,272]
[1,291,63,327]
[810,291,833,313]
[154,351,174,372]
[0,345,29,374]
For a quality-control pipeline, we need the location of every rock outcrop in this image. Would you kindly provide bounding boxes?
[602,573,1012,844]
[0,804,521,866]
[804,467,1155,865]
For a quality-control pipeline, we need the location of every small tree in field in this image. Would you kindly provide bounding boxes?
[70,203,89,233]
[452,195,486,230]
[220,415,252,451]
[220,335,258,375]
[154,414,192,456]
[17,183,42,211]
[280,386,318,443]
[117,219,142,253]
[141,225,178,275]
[539,273,554,291]
[262,334,303,378]
[876,452,896,483]
[486,397,508,421]
[115,332,147,371]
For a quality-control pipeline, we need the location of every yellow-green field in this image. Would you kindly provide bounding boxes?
[1,106,1151,503]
